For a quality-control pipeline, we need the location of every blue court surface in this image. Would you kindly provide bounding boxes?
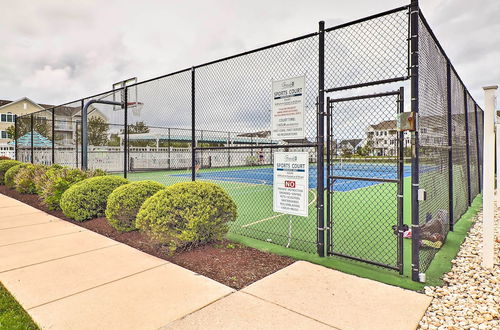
[173,163,412,191]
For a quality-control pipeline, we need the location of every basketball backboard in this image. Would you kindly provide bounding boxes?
[112,77,142,114]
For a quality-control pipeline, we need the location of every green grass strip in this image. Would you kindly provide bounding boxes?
[0,282,39,330]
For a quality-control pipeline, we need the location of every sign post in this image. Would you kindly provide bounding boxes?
[271,76,306,140]
[273,152,309,217]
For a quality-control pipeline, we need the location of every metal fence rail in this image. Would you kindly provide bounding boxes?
[12,0,484,282]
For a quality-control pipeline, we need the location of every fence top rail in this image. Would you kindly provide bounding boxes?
[324,4,410,33]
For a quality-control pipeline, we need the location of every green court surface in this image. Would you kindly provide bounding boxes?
[127,165,481,290]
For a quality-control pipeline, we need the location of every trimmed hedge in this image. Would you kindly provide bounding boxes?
[105,180,165,232]
[39,167,105,210]
[60,176,129,221]
[33,164,63,193]
[136,181,237,252]
[0,160,22,184]
[15,164,52,194]
[15,164,50,194]
[4,163,29,188]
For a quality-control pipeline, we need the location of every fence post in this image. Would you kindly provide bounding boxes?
[30,113,34,164]
[80,100,85,170]
[474,104,481,193]
[124,87,128,179]
[168,128,171,170]
[482,85,496,269]
[14,115,18,161]
[227,132,231,167]
[446,62,454,231]
[51,108,55,165]
[325,96,331,255]
[497,109,500,205]
[464,91,472,205]
[75,122,79,168]
[191,67,196,181]
[317,20,325,257]
[409,0,421,282]
[397,87,405,275]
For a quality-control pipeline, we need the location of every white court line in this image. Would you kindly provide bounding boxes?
[241,189,317,228]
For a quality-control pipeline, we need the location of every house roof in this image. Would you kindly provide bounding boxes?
[0,97,45,112]
[369,120,397,130]
[8,131,52,147]
[339,139,362,147]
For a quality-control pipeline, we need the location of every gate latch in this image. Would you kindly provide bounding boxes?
[397,112,417,131]
[392,224,409,235]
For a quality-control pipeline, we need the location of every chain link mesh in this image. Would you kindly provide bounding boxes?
[194,35,319,253]
[53,101,82,168]
[417,16,450,272]
[328,93,402,269]
[324,9,408,90]
[450,70,469,225]
[467,94,480,199]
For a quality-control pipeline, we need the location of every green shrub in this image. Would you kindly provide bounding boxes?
[0,160,22,184]
[4,163,29,188]
[136,181,237,252]
[105,180,165,232]
[60,176,129,221]
[40,167,106,210]
[14,165,40,194]
[33,164,63,193]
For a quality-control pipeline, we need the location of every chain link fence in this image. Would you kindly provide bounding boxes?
[414,12,483,278]
[12,2,484,282]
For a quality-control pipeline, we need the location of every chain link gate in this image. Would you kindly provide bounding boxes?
[326,89,405,273]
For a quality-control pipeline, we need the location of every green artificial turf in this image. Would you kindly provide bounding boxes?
[0,282,39,330]
[228,194,481,291]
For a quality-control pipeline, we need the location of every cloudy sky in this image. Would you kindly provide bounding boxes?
[0,0,498,106]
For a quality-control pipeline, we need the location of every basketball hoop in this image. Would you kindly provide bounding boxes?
[127,102,143,116]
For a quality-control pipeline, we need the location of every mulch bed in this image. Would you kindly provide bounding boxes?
[0,186,294,289]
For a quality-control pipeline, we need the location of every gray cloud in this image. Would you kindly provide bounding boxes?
[0,0,497,109]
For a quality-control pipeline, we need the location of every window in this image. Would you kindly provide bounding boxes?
[0,131,11,139]
[0,113,15,122]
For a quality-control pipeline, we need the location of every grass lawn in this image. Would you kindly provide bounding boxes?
[0,282,38,329]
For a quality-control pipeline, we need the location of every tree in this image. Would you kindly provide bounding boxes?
[127,121,150,134]
[88,117,109,146]
[404,147,412,157]
[123,121,151,147]
[341,148,353,157]
[6,116,51,140]
[108,134,121,147]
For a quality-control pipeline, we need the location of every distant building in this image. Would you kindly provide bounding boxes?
[365,120,411,156]
[339,139,362,155]
[0,97,107,157]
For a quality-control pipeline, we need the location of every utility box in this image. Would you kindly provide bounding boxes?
[397,112,417,131]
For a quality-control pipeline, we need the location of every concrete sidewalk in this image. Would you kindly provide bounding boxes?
[0,193,432,329]
[0,194,233,329]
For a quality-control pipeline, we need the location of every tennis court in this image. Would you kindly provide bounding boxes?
[128,160,412,258]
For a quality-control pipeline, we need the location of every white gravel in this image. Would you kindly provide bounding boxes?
[418,206,499,330]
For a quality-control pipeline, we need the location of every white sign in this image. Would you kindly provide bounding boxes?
[271,76,306,140]
[273,152,309,217]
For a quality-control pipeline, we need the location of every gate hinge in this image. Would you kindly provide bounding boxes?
[392,224,409,235]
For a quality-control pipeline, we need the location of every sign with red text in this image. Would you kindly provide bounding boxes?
[271,76,305,140]
[273,152,309,217]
